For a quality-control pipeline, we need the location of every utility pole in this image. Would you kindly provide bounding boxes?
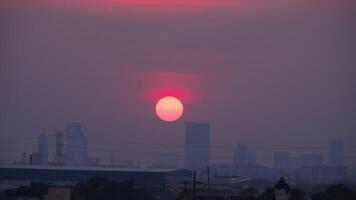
[192,171,196,200]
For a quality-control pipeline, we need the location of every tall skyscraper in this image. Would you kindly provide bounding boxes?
[65,122,88,166]
[185,122,210,170]
[273,152,290,170]
[233,143,248,167]
[38,134,48,164]
[54,130,65,165]
[29,134,49,165]
[329,138,344,167]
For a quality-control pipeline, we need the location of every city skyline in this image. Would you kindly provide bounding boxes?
[1,1,355,199]
[1,0,355,186]
[4,122,351,170]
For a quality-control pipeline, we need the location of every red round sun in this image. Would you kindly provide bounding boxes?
[155,96,184,122]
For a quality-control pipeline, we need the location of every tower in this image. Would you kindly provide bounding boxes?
[233,143,248,167]
[329,138,344,167]
[65,122,88,166]
[38,134,48,164]
[29,134,49,165]
[185,122,210,170]
[54,130,65,165]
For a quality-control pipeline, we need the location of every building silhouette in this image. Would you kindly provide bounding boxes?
[29,134,49,165]
[274,152,290,170]
[54,130,65,165]
[65,122,88,166]
[233,143,248,167]
[185,122,210,170]
[38,134,48,164]
[328,138,344,167]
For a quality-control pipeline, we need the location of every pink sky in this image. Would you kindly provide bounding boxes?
[3,0,354,12]
[1,0,355,166]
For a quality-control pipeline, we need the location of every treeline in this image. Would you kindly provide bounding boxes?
[0,177,153,200]
[249,184,356,200]
[176,184,356,200]
[1,178,356,200]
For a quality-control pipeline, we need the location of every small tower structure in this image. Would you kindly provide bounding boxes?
[274,170,290,200]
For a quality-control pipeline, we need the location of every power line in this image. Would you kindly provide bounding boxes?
[1,134,354,151]
[0,146,37,151]
[43,134,356,151]
[0,137,38,143]
[2,144,356,161]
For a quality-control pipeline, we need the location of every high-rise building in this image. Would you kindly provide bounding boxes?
[65,122,88,166]
[38,134,48,164]
[329,138,344,167]
[29,153,42,165]
[233,143,248,167]
[300,153,323,168]
[273,152,290,170]
[29,134,49,165]
[54,130,65,165]
[185,122,210,170]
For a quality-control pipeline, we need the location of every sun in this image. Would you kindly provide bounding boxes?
[155,96,184,122]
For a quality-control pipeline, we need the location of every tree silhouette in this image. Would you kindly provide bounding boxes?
[311,184,356,200]
[72,177,153,200]
[3,182,48,200]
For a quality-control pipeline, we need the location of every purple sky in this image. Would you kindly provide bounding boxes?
[1,0,355,167]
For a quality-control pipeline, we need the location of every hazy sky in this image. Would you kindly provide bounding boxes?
[1,0,355,167]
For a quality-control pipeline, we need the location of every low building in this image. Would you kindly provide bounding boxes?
[175,179,260,200]
[44,187,71,200]
[29,153,44,166]
[0,165,192,191]
[291,166,347,183]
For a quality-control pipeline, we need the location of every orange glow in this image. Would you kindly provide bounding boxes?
[155,96,184,122]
